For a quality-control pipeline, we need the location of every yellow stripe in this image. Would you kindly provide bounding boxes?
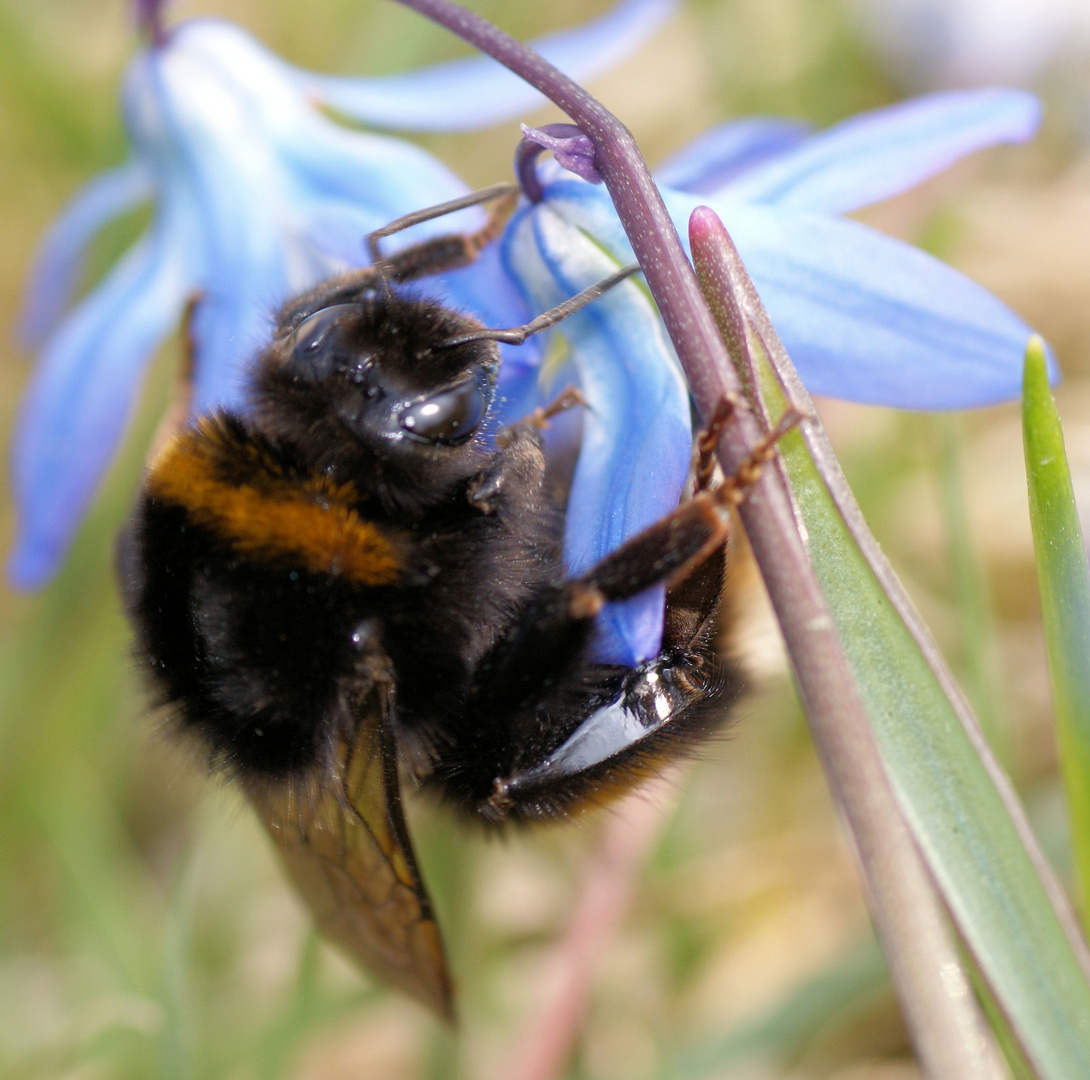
[147,422,401,587]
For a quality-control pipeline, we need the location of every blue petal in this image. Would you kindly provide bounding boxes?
[719,89,1041,214]
[294,0,676,132]
[164,21,473,230]
[678,193,1046,407]
[9,222,191,589]
[536,176,1048,408]
[189,292,278,412]
[283,126,471,225]
[19,160,153,348]
[656,118,810,194]
[504,204,692,664]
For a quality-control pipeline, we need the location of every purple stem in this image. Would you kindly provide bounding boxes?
[133,0,168,46]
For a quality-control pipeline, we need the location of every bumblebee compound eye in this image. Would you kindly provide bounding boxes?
[399,372,488,445]
[285,304,366,382]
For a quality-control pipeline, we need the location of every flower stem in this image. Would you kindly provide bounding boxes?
[387,1,1011,1075]
[133,0,168,46]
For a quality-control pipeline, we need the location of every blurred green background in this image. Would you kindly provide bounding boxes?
[1,1,1088,1077]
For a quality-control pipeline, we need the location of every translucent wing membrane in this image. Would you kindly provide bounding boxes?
[248,682,451,1019]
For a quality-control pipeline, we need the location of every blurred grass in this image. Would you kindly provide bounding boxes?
[1,1,1087,1078]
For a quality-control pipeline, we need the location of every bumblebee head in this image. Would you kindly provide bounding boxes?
[251,291,500,508]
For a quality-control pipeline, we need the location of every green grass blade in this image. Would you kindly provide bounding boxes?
[1023,336,1090,931]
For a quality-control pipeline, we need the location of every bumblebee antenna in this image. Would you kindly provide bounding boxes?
[438,264,641,349]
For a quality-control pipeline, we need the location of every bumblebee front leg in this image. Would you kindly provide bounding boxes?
[474,404,801,683]
[276,184,520,325]
[467,387,588,515]
[368,182,519,283]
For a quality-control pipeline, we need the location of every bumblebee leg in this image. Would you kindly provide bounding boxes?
[473,405,801,687]
[495,385,587,448]
[369,182,519,296]
[368,181,516,265]
[445,410,796,813]
[277,185,521,326]
[693,396,737,494]
[528,385,589,428]
[466,421,548,515]
[468,387,589,514]
[471,408,800,816]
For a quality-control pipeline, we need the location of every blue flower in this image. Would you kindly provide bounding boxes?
[11,6,1046,672]
[10,0,675,590]
[503,89,1045,663]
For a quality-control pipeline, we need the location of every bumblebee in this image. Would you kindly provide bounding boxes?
[119,185,757,1018]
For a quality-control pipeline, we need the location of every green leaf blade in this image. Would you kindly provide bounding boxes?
[1023,336,1090,927]
[788,426,1090,1076]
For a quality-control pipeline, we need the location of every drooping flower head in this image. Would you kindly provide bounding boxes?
[12,0,1048,667]
[502,89,1046,662]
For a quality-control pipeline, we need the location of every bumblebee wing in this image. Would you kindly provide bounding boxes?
[248,679,452,1020]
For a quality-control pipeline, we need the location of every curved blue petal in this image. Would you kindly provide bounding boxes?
[294,0,676,132]
[283,126,471,226]
[163,21,473,231]
[719,88,1041,214]
[9,221,191,589]
[683,194,1045,407]
[535,175,1048,408]
[132,42,299,411]
[19,160,153,348]
[504,204,692,664]
[656,118,810,194]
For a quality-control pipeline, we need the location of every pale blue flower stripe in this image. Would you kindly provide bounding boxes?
[539,175,1042,408]
[505,204,692,664]
[135,43,296,410]
[19,160,153,349]
[9,219,192,588]
[720,88,1040,214]
[655,117,810,194]
[158,22,474,237]
[294,0,676,132]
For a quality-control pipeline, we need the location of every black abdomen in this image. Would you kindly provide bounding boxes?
[125,497,371,776]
